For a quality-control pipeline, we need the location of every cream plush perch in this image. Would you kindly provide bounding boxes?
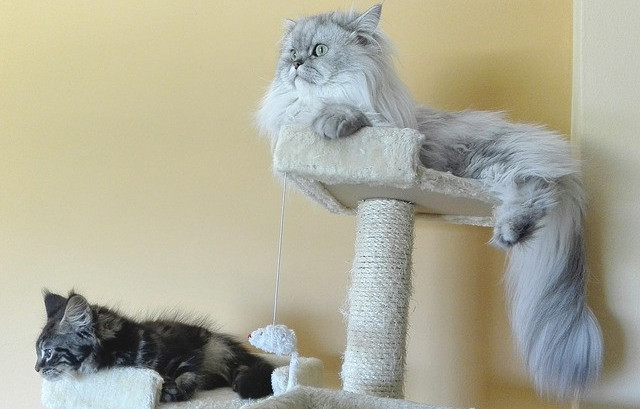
[41,355,323,409]
[41,367,164,409]
[273,125,496,226]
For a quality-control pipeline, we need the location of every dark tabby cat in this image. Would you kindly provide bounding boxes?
[35,291,274,402]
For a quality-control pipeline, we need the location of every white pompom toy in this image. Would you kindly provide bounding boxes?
[249,325,299,392]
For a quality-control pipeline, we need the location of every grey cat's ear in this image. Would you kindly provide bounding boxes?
[283,19,296,33]
[353,4,382,34]
[43,290,67,319]
[61,293,93,329]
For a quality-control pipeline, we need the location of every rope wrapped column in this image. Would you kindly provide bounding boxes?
[342,198,415,399]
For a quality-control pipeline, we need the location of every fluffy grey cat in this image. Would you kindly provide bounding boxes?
[256,4,602,399]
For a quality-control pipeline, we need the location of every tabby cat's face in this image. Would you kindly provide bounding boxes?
[35,292,98,380]
[276,6,383,89]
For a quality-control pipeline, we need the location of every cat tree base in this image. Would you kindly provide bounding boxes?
[246,386,458,409]
[41,356,323,409]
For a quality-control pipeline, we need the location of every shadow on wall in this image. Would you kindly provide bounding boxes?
[581,137,628,386]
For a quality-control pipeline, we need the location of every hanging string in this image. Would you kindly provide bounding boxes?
[272,172,288,325]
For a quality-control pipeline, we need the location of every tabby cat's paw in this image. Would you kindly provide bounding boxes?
[232,362,273,399]
[161,381,181,402]
[160,373,198,402]
[312,104,370,139]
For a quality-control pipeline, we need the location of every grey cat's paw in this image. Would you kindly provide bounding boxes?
[491,178,554,248]
[312,104,370,139]
[491,211,542,248]
[492,219,535,248]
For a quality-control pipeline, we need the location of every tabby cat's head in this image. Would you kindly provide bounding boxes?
[276,4,388,90]
[35,291,99,380]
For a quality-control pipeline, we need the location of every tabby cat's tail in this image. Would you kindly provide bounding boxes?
[506,174,602,399]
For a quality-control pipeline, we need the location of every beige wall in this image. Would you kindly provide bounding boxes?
[574,2,640,408]
[1,1,581,409]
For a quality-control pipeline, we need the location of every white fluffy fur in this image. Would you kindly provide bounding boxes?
[256,4,602,399]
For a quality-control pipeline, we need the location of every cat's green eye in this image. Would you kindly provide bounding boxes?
[43,349,52,359]
[290,49,298,61]
[313,44,328,56]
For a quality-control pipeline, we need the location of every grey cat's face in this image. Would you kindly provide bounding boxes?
[279,19,351,87]
[35,292,98,380]
[276,5,383,88]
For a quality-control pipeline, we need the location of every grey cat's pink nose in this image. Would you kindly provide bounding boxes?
[293,60,303,69]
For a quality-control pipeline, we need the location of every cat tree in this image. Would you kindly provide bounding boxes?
[264,126,494,406]
[41,126,495,409]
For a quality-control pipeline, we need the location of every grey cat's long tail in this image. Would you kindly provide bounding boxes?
[506,174,602,399]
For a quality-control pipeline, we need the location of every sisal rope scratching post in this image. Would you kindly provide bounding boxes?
[343,199,414,398]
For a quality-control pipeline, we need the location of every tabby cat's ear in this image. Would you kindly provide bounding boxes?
[353,4,382,34]
[61,293,93,329]
[43,290,67,319]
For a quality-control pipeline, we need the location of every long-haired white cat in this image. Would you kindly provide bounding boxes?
[257,4,602,399]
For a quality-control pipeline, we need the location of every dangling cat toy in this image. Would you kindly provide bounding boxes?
[257,4,602,399]
[249,325,299,394]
